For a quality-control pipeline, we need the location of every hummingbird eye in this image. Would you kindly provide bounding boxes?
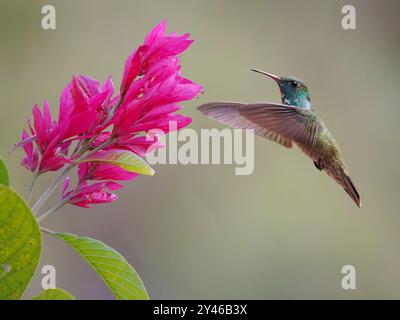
[290,81,299,88]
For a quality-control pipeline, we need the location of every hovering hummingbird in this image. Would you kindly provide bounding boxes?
[197,69,361,207]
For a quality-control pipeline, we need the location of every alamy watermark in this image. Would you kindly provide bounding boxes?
[41,5,56,30]
[145,121,255,176]
[341,265,356,290]
[341,5,356,30]
[41,265,56,289]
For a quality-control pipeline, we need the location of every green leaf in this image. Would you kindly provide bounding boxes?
[0,157,9,186]
[82,150,155,176]
[33,288,76,300]
[55,232,149,300]
[0,186,41,299]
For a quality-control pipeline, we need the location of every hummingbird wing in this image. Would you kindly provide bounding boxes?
[238,103,320,148]
[197,102,293,148]
[238,103,361,207]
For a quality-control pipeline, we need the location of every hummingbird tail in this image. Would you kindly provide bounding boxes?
[339,167,361,208]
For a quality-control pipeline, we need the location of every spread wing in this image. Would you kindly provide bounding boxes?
[197,102,293,148]
[238,103,322,149]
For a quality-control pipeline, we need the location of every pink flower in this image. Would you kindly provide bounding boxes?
[20,130,38,171]
[120,19,193,96]
[62,177,123,208]
[18,20,202,208]
[115,135,165,158]
[21,102,71,173]
[60,75,115,139]
[112,21,202,143]
[78,162,138,182]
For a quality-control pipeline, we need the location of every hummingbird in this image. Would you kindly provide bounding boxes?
[197,69,361,207]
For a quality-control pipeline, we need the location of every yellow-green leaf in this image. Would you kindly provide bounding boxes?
[55,232,149,300]
[0,186,41,299]
[82,150,155,176]
[33,288,75,300]
[0,157,9,186]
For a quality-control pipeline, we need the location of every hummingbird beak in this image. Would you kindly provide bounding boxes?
[251,68,281,82]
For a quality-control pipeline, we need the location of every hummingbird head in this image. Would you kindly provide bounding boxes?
[251,69,311,109]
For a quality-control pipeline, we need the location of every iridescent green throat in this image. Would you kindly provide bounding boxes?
[278,76,312,109]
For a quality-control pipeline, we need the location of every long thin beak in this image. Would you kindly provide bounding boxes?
[250,68,281,81]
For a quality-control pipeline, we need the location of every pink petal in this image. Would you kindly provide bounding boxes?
[130,114,192,133]
[140,103,182,122]
[43,100,52,128]
[120,46,145,96]
[71,76,88,112]
[71,191,119,208]
[144,19,167,46]
[65,110,97,138]
[122,135,165,157]
[61,177,71,198]
[78,162,90,182]
[90,164,138,181]
[21,130,33,158]
[32,104,46,151]
[59,82,74,124]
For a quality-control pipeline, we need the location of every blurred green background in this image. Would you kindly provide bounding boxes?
[0,0,399,299]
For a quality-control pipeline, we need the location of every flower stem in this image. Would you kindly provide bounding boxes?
[32,139,112,214]
[36,182,82,222]
[31,97,121,215]
[26,172,40,204]
[37,198,68,222]
[31,165,72,214]
[104,95,123,124]
[40,227,56,235]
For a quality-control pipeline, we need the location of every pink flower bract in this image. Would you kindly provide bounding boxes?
[19,20,202,208]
